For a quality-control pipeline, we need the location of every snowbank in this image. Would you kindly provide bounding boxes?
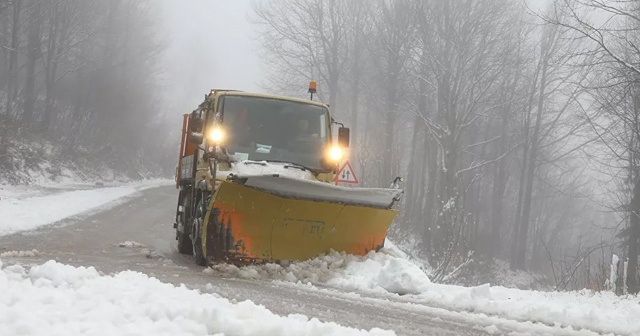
[418,282,640,335]
[208,250,640,335]
[383,239,432,275]
[208,250,431,295]
[0,259,393,336]
[0,179,172,236]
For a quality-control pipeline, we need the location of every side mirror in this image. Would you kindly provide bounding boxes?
[189,113,203,133]
[189,132,204,145]
[338,127,350,148]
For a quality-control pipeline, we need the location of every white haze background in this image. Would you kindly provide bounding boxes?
[159,0,548,113]
[160,0,264,114]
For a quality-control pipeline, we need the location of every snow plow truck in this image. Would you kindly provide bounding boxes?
[173,83,403,265]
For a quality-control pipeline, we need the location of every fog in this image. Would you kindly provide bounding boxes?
[0,0,638,294]
[160,0,264,113]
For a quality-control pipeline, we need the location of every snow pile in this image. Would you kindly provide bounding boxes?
[118,241,146,248]
[208,250,431,295]
[383,239,432,275]
[0,249,41,258]
[0,179,172,237]
[208,250,640,334]
[408,282,640,335]
[0,259,394,336]
[375,258,430,295]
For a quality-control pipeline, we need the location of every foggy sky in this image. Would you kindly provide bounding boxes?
[160,0,264,114]
[159,0,547,114]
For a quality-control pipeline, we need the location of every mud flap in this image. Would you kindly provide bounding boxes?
[202,180,398,263]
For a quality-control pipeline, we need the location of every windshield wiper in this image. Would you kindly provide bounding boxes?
[263,160,314,172]
[243,160,267,166]
[284,164,306,171]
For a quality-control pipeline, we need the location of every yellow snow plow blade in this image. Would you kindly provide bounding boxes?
[202,179,398,263]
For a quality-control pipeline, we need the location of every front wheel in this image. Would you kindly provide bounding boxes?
[177,230,192,254]
[191,200,207,266]
[176,194,192,254]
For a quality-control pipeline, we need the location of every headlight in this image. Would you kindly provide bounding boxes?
[328,146,344,162]
[209,128,224,143]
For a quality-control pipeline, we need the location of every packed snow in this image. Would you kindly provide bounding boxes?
[0,249,41,258]
[0,259,393,336]
[208,250,430,295]
[118,241,146,248]
[207,249,640,335]
[2,179,639,335]
[0,179,172,236]
[117,241,164,260]
[216,161,317,181]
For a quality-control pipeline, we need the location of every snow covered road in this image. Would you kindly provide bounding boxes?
[0,185,492,335]
[0,179,171,236]
[0,184,634,335]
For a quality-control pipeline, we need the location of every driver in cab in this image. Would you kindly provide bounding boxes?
[295,119,319,139]
[290,117,322,154]
[226,106,255,146]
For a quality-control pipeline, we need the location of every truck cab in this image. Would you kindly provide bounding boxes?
[188,90,349,190]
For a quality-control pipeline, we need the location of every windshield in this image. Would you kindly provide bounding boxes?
[219,95,330,171]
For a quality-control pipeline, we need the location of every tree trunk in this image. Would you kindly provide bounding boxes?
[43,7,59,133]
[4,0,21,118]
[22,0,42,127]
[510,130,528,270]
[628,96,640,294]
[423,132,438,244]
[516,55,549,270]
[405,56,429,230]
[628,179,640,294]
[382,60,399,186]
[404,114,423,229]
[490,113,508,259]
[350,10,361,173]
[510,45,543,271]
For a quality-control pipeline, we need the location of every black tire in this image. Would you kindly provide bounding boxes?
[192,224,206,266]
[191,199,207,266]
[177,230,193,254]
[176,193,193,254]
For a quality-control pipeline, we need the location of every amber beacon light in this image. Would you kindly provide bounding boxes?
[308,80,317,100]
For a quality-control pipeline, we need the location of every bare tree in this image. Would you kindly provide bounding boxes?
[0,0,173,183]
[252,0,616,287]
[3,0,21,118]
[414,0,523,275]
[252,0,351,114]
[544,0,640,293]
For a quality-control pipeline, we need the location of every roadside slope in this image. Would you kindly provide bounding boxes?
[0,179,172,236]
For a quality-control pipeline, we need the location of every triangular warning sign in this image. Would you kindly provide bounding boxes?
[336,160,359,184]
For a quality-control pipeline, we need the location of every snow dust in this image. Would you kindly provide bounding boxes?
[208,249,431,295]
